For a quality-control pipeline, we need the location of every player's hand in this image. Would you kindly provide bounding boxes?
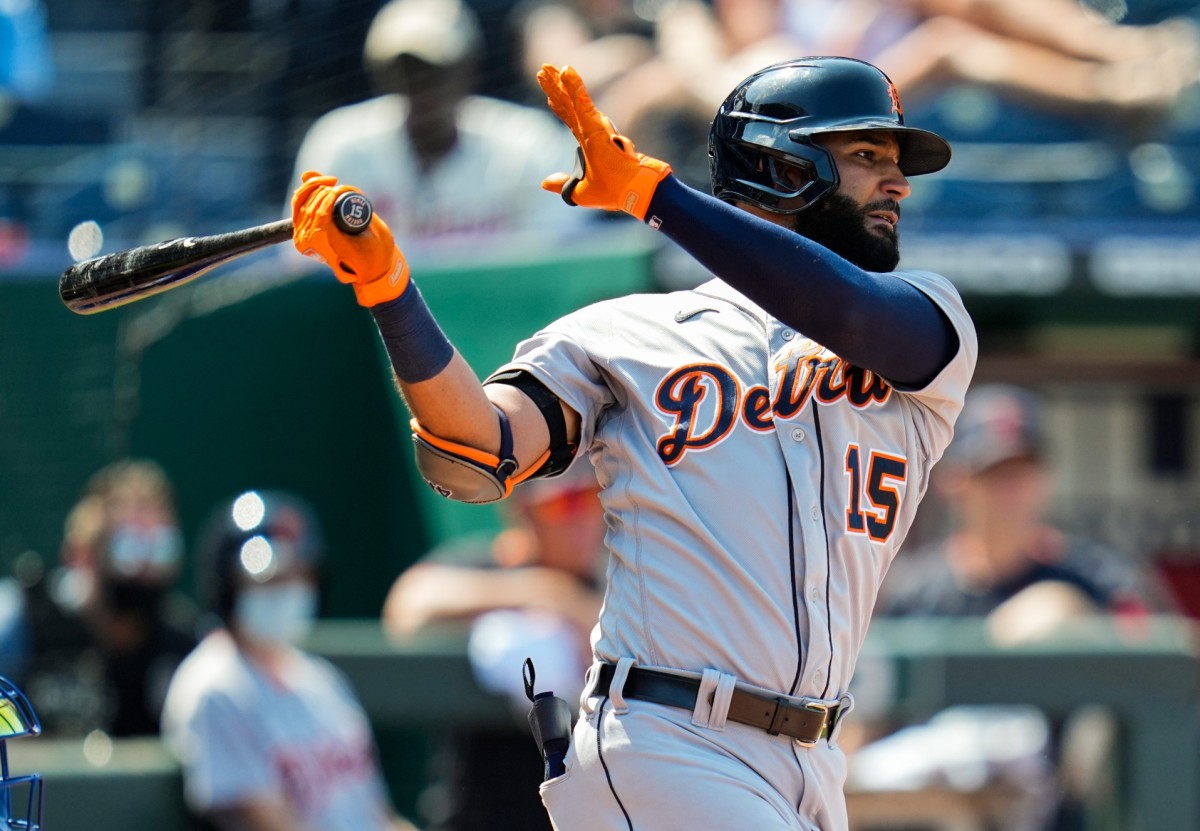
[537,64,671,220]
[291,170,410,307]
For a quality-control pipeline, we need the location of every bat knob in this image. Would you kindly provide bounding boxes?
[332,192,373,235]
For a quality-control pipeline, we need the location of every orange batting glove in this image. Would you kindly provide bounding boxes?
[291,171,410,307]
[537,64,672,221]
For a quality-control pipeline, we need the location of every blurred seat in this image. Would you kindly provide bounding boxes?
[46,30,145,121]
[907,84,1200,222]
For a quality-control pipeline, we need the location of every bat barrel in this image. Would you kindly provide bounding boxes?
[59,219,295,315]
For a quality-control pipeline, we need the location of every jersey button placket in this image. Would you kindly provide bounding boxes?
[771,319,830,692]
[801,504,831,695]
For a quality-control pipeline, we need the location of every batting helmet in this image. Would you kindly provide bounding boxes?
[0,676,42,831]
[196,490,325,623]
[709,56,952,213]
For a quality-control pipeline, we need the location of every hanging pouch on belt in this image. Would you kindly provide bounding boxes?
[523,657,574,781]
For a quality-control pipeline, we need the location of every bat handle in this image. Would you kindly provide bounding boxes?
[332,192,373,235]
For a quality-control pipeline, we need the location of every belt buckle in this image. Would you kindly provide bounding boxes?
[792,700,831,748]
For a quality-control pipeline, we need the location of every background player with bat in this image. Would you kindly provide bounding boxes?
[285,55,976,831]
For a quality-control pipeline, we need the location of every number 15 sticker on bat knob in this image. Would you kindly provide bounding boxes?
[291,172,408,309]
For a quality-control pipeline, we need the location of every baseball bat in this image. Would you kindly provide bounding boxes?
[59,192,374,315]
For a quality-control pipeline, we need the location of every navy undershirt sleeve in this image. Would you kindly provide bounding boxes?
[644,176,958,388]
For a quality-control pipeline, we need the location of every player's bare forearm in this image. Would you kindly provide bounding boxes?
[291,171,560,477]
[207,801,318,831]
[395,351,498,448]
[900,0,1155,61]
[383,562,599,638]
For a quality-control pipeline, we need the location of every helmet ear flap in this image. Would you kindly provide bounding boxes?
[711,137,836,213]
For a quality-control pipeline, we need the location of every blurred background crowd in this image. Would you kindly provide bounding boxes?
[2,0,1200,829]
[8,0,1200,254]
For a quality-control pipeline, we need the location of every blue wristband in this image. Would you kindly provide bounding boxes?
[369,284,455,384]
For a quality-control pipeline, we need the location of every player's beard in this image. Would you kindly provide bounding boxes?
[787,193,902,272]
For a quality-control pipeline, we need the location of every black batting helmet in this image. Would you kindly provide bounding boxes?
[709,56,952,213]
[196,490,325,622]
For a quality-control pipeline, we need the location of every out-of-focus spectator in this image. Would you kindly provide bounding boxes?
[841,0,1200,122]
[509,0,656,105]
[287,0,595,258]
[599,0,1200,184]
[598,0,805,186]
[849,384,1176,830]
[162,489,417,831]
[0,0,52,107]
[20,459,199,737]
[383,461,606,831]
[876,383,1172,634]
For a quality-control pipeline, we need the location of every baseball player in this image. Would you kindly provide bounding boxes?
[291,56,977,831]
[161,491,417,831]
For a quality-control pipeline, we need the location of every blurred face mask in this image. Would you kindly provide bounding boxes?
[106,523,183,578]
[234,582,318,645]
[99,523,184,615]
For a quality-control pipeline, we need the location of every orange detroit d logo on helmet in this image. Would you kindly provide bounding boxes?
[887,82,903,118]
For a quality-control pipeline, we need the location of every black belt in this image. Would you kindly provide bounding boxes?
[596,664,844,746]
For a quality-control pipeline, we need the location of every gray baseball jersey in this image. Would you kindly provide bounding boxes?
[489,272,976,830]
[161,632,396,831]
[494,273,975,695]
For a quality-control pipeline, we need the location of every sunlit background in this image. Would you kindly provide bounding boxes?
[1,0,1200,828]
[8,0,1199,607]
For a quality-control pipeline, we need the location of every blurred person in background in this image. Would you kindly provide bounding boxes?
[602,0,1200,184]
[593,0,801,187]
[162,489,418,831]
[509,0,656,107]
[875,383,1171,631]
[0,0,52,108]
[288,0,595,256]
[19,458,198,737]
[383,461,606,831]
[849,384,1176,830]
[835,0,1199,123]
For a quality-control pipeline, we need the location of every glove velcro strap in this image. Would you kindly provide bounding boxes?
[561,147,586,207]
[353,255,411,307]
[622,160,672,220]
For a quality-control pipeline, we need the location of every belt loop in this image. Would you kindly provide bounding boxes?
[707,673,737,730]
[607,657,635,715]
[580,662,603,715]
[691,669,721,727]
[828,693,855,744]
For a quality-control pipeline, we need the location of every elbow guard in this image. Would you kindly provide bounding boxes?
[411,408,549,504]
